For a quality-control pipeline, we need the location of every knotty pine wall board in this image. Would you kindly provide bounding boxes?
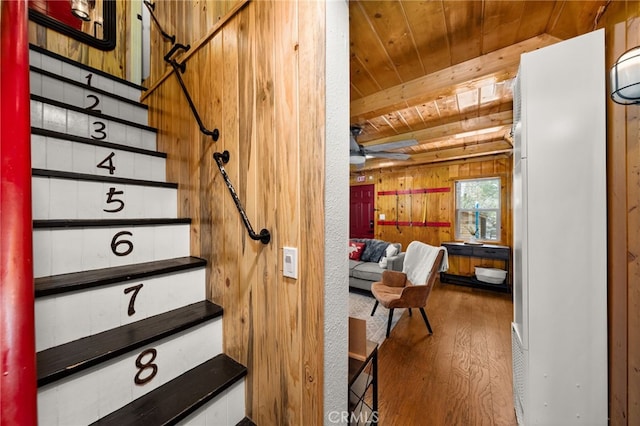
[144,1,325,424]
[599,3,640,424]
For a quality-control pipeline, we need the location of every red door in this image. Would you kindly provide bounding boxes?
[350,184,375,238]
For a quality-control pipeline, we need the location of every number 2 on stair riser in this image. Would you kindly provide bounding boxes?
[134,348,158,385]
[85,94,101,113]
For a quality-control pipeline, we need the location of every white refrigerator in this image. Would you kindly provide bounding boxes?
[511,29,607,425]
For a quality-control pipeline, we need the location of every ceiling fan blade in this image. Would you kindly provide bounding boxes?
[366,152,412,160]
[363,138,418,152]
[350,135,361,152]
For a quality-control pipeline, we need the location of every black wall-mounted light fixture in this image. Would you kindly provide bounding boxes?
[611,47,640,105]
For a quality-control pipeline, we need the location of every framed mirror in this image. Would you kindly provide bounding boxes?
[29,0,116,51]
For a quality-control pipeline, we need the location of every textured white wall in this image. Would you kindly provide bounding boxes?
[323,0,350,424]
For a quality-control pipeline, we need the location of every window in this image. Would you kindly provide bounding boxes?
[455,177,501,242]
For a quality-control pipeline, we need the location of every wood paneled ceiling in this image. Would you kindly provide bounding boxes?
[349,0,609,171]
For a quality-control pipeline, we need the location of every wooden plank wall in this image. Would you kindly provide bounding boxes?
[599,2,640,425]
[144,1,325,424]
[350,156,512,277]
[27,0,131,80]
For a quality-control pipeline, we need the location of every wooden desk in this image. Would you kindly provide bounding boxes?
[348,340,378,425]
[440,241,511,293]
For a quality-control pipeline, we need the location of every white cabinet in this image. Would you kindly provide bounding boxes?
[511,29,607,425]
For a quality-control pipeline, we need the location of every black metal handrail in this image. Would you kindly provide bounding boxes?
[165,44,220,141]
[213,151,271,244]
[142,1,176,45]
[145,2,220,142]
[146,2,269,244]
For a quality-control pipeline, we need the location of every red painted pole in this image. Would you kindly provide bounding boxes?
[1,0,38,424]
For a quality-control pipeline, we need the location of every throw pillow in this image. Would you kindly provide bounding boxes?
[378,244,399,268]
[349,241,365,260]
[361,239,390,262]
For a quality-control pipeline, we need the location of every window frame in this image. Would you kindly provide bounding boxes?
[454,177,502,242]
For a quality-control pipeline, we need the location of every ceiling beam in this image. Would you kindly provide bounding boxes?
[350,33,560,123]
[410,140,513,164]
[362,110,513,147]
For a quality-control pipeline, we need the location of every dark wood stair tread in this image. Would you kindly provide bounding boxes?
[31,127,166,158]
[31,65,149,109]
[236,417,257,426]
[30,44,146,91]
[31,94,156,132]
[91,354,246,425]
[36,256,206,297]
[37,300,223,386]
[32,168,177,188]
[33,217,191,228]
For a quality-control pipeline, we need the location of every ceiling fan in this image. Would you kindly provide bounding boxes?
[349,125,417,166]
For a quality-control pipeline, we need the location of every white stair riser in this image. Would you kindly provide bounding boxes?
[33,177,177,220]
[31,71,148,126]
[178,379,246,426]
[31,134,166,181]
[29,50,142,103]
[35,268,206,351]
[37,320,223,426]
[33,224,191,278]
[30,100,156,151]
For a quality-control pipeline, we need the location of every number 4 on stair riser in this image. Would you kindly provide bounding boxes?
[97,152,116,174]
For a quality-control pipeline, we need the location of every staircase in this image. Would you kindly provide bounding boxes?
[29,45,251,425]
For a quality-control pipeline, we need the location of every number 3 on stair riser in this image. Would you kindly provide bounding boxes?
[92,121,107,140]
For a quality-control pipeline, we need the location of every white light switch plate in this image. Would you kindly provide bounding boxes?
[283,247,298,279]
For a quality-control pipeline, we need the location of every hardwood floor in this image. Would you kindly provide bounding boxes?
[375,281,517,426]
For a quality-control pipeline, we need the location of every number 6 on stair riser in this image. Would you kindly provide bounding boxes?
[111,231,133,256]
